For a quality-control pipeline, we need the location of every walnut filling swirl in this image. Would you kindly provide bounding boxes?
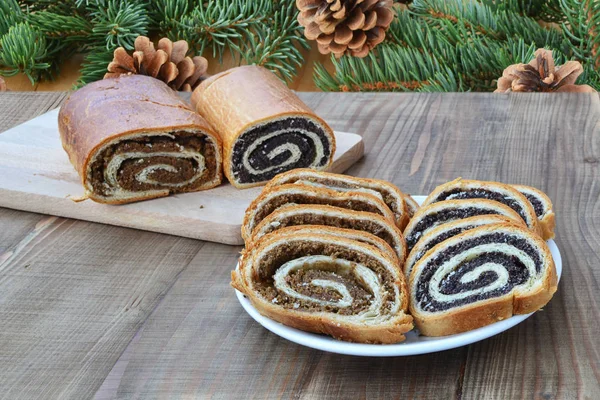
[86,130,219,201]
[251,239,402,318]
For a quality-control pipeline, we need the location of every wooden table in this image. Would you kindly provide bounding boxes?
[1,92,599,399]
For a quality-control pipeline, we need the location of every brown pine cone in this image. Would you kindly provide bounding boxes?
[296,0,395,58]
[104,36,209,92]
[495,48,596,93]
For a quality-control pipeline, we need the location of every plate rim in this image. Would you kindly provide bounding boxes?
[235,196,562,357]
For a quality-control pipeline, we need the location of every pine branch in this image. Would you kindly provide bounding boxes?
[77,45,114,87]
[241,0,309,82]
[410,0,566,51]
[149,0,192,35]
[580,64,600,91]
[28,12,92,42]
[560,0,600,68]
[458,37,539,90]
[314,44,460,92]
[314,7,579,93]
[0,22,51,84]
[481,0,563,22]
[173,0,268,60]
[77,0,150,85]
[1,0,24,36]
[88,0,149,50]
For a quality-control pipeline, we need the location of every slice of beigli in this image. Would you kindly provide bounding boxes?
[242,184,395,241]
[512,184,555,240]
[232,228,413,343]
[404,215,524,278]
[422,178,541,235]
[249,204,406,262]
[403,199,524,253]
[266,169,410,228]
[404,195,419,218]
[409,223,558,336]
[257,225,399,263]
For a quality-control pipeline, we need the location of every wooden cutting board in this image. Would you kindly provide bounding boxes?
[0,108,363,245]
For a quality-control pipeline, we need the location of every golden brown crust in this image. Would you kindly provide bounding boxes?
[265,168,409,228]
[423,178,542,236]
[540,211,556,240]
[409,223,558,337]
[58,75,222,204]
[232,230,413,343]
[404,195,419,218]
[511,184,556,240]
[242,183,397,241]
[191,66,336,189]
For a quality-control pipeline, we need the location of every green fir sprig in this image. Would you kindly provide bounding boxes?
[1,0,599,91]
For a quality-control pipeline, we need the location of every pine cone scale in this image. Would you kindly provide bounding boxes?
[296,0,394,58]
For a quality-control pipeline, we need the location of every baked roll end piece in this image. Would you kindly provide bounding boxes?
[265,168,410,229]
[512,184,556,240]
[241,183,396,241]
[192,66,335,189]
[423,178,542,236]
[409,223,558,337]
[233,226,413,343]
[59,75,222,204]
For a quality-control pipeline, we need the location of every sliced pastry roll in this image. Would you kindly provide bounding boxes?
[266,169,410,228]
[232,226,413,343]
[409,223,558,336]
[192,66,335,188]
[422,178,541,234]
[403,199,523,253]
[512,184,556,240]
[250,204,406,262]
[404,195,420,218]
[58,75,222,204]
[242,184,395,241]
[404,215,524,278]
[255,225,399,263]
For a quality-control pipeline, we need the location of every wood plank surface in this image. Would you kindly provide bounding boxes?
[0,92,599,399]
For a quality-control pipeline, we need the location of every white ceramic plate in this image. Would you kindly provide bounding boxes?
[235,196,562,356]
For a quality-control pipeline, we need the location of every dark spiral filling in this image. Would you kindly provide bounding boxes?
[522,193,545,217]
[261,212,397,250]
[254,240,397,315]
[88,131,217,196]
[410,225,478,266]
[406,207,503,251]
[415,233,542,312]
[433,188,529,224]
[231,117,331,184]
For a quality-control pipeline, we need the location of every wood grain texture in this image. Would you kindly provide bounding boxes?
[0,92,599,399]
[0,218,205,399]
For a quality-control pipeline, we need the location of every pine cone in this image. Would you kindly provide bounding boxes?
[495,48,596,93]
[296,0,395,58]
[104,36,209,92]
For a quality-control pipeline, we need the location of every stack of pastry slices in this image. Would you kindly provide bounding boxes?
[232,173,559,343]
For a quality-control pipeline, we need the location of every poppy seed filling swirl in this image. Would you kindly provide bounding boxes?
[231,117,332,184]
[414,233,544,312]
